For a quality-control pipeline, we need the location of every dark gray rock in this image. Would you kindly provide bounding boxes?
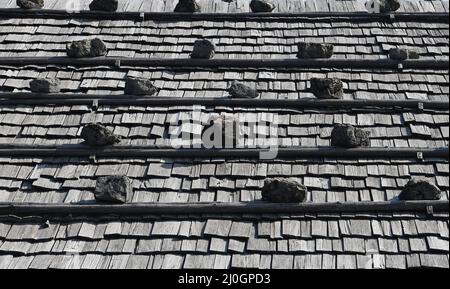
[124,78,159,96]
[389,48,420,61]
[310,78,343,99]
[297,43,334,59]
[262,178,307,203]
[174,0,201,12]
[191,39,215,59]
[250,0,275,12]
[398,180,442,201]
[407,50,420,59]
[30,78,61,93]
[367,0,401,13]
[389,48,408,60]
[89,0,118,12]
[94,175,131,204]
[80,123,121,147]
[66,38,107,58]
[17,0,44,9]
[331,124,370,148]
[228,81,259,98]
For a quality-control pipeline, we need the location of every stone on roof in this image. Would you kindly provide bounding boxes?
[174,0,201,13]
[80,123,121,147]
[331,124,370,148]
[17,0,44,9]
[89,0,118,12]
[191,39,216,59]
[228,81,259,99]
[124,78,159,96]
[261,178,307,203]
[297,43,334,59]
[250,0,275,13]
[29,78,61,93]
[389,48,420,61]
[94,175,132,203]
[66,38,107,58]
[310,78,343,99]
[398,180,442,201]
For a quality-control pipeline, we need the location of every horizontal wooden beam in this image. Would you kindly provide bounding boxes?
[0,201,447,216]
[0,57,447,70]
[0,9,448,22]
[0,94,448,110]
[0,146,447,159]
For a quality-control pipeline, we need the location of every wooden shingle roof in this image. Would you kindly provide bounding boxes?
[0,0,448,269]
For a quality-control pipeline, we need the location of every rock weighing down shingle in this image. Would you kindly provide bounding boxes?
[94,175,131,204]
[80,123,121,147]
[174,0,201,12]
[331,124,370,148]
[261,178,307,203]
[66,38,107,58]
[228,81,259,99]
[16,0,44,9]
[310,78,343,99]
[366,0,401,13]
[29,78,61,93]
[124,78,159,96]
[297,43,334,59]
[191,40,216,59]
[250,0,275,12]
[389,48,420,61]
[398,180,442,201]
[89,0,118,12]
